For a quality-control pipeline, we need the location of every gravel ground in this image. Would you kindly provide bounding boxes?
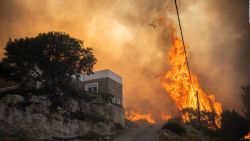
[113,125,161,141]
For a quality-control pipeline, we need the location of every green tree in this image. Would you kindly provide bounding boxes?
[1,32,96,90]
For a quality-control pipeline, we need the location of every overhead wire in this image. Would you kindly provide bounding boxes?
[173,0,201,125]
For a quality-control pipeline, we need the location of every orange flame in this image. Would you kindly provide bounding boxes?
[160,18,222,128]
[125,111,156,124]
[244,132,250,140]
[161,112,172,121]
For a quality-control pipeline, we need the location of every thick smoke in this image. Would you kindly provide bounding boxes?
[176,0,250,110]
[0,0,249,121]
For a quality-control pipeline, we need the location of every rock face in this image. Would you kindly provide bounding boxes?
[0,91,115,140]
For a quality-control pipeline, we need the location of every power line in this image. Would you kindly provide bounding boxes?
[174,0,192,84]
[174,0,201,125]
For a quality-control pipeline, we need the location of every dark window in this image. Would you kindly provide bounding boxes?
[87,86,97,93]
[85,83,98,93]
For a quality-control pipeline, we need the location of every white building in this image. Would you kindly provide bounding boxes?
[78,69,125,126]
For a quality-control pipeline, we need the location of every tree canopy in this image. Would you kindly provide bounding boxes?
[0,32,96,89]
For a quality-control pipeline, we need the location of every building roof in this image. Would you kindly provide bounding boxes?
[79,69,122,84]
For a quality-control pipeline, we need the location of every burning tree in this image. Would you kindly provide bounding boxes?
[181,108,219,129]
[160,18,222,128]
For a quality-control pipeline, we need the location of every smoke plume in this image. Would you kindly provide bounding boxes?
[0,0,249,122]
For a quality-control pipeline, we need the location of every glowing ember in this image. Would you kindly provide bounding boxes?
[160,18,222,128]
[161,112,172,121]
[125,111,156,124]
[244,132,250,140]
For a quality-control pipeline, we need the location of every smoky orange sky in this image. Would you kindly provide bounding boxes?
[0,0,249,122]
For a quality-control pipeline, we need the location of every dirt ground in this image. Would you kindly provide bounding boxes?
[113,125,161,141]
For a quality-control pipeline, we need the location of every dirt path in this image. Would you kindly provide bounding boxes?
[113,125,161,141]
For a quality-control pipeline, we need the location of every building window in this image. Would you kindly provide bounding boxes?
[112,97,116,104]
[117,98,121,105]
[85,83,98,93]
[111,97,122,106]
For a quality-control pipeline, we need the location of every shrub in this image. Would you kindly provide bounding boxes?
[161,122,186,135]
[220,110,249,140]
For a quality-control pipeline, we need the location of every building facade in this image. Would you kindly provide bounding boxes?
[78,69,125,126]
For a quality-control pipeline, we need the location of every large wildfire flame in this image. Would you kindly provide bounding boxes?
[160,18,222,128]
[125,17,222,127]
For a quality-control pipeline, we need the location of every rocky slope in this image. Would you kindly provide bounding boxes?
[0,89,115,140]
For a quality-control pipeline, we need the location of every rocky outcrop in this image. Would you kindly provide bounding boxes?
[0,90,115,140]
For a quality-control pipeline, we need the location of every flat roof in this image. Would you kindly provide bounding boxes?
[79,69,122,84]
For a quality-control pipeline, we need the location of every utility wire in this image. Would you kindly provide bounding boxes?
[174,0,193,85]
[174,0,201,125]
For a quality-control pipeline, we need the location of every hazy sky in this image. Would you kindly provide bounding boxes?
[0,0,249,122]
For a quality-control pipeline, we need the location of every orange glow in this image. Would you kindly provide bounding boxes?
[125,111,156,124]
[161,112,172,121]
[160,18,222,128]
[244,132,250,140]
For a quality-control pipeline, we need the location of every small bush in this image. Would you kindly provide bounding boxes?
[220,110,249,140]
[161,122,186,135]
